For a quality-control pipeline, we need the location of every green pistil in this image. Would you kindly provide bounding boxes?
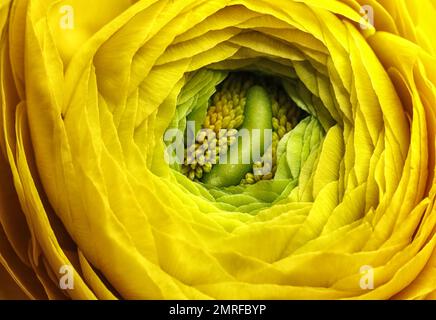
[242,88,300,185]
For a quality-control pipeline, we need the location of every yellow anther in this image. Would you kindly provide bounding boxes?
[208,106,216,114]
[211,113,217,124]
[223,116,231,128]
[272,117,279,131]
[240,98,246,107]
[272,101,279,116]
[204,116,210,128]
[204,162,213,173]
[272,132,279,142]
[234,115,244,127]
[195,167,203,179]
[222,106,230,116]
[212,94,219,105]
[187,170,195,180]
[245,173,255,184]
[198,155,206,165]
[254,161,263,168]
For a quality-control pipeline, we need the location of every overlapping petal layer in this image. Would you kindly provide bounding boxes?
[0,0,435,299]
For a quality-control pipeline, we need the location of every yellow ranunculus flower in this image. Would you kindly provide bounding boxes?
[0,0,435,300]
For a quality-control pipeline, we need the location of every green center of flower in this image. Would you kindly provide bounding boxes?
[164,69,327,213]
[179,72,303,186]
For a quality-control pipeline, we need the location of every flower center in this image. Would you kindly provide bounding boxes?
[178,72,304,186]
